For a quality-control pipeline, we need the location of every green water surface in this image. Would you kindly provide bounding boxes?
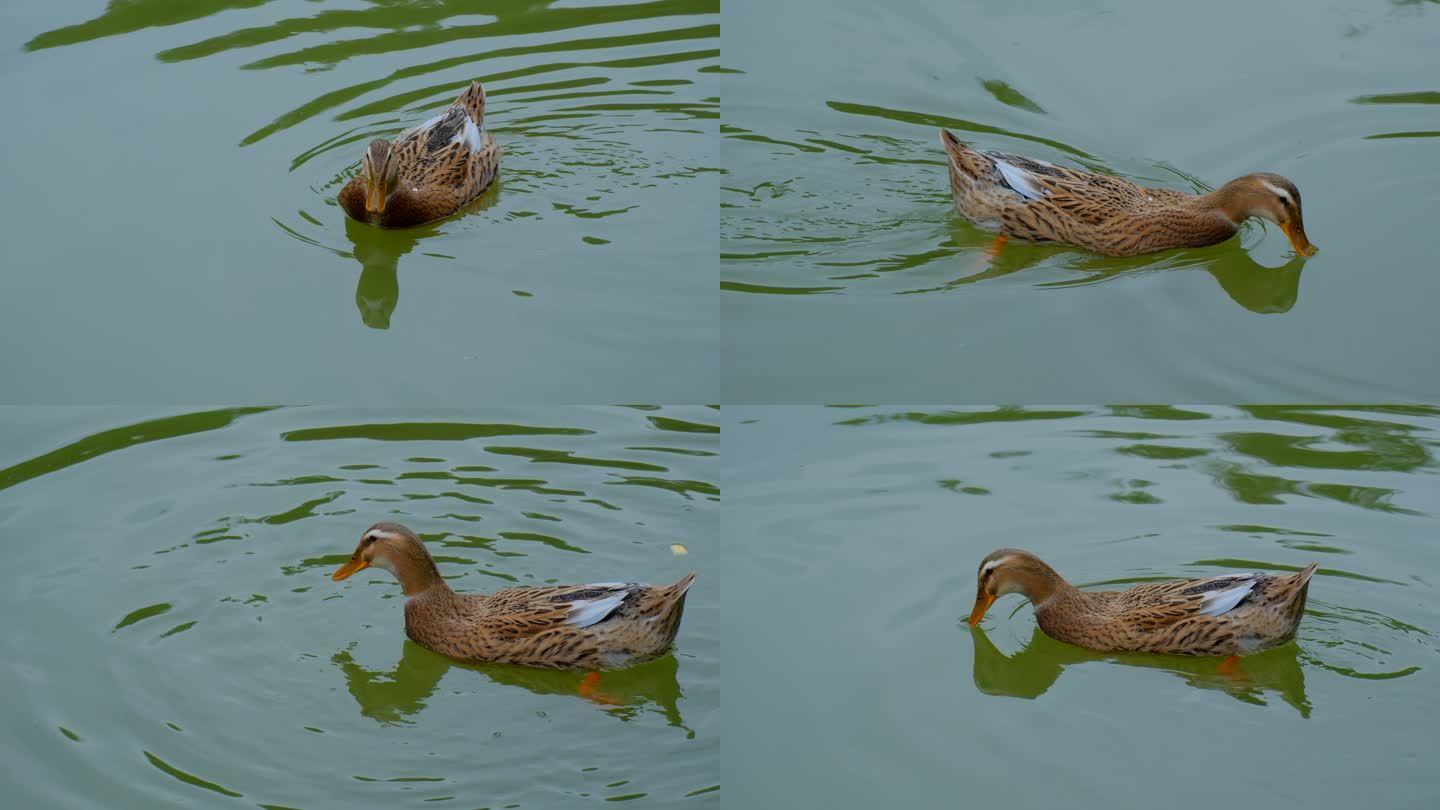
[724,405,1439,808]
[0,405,718,807]
[0,0,718,402]
[722,0,1440,401]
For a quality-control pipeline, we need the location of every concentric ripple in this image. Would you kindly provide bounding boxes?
[0,406,718,808]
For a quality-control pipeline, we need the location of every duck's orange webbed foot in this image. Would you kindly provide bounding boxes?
[578,672,622,706]
[1217,655,1242,677]
[952,234,1009,286]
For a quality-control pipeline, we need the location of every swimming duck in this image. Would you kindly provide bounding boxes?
[332,522,694,671]
[940,130,1316,258]
[339,82,500,227]
[968,549,1317,656]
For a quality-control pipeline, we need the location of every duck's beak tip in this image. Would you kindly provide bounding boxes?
[332,558,369,581]
[968,593,997,626]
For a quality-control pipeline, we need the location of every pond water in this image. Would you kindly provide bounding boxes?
[722,0,1440,401]
[0,0,718,403]
[0,405,718,807]
[724,405,1439,808]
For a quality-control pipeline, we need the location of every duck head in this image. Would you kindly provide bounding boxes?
[968,548,1066,626]
[361,140,401,215]
[1210,173,1316,257]
[332,522,444,596]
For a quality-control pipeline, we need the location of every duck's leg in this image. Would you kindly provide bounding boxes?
[951,234,1007,285]
[1217,654,1242,677]
[578,672,622,706]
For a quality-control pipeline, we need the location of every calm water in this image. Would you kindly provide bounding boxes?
[724,406,1440,808]
[0,406,718,807]
[722,0,1440,401]
[0,1,718,402]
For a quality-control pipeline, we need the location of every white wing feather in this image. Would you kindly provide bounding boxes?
[455,116,482,151]
[993,157,1046,201]
[398,112,446,140]
[1196,577,1257,617]
[397,110,481,151]
[564,587,633,628]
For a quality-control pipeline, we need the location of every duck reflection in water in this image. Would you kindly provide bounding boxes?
[939,233,1306,314]
[341,183,500,329]
[332,640,690,729]
[343,216,424,330]
[967,624,1312,717]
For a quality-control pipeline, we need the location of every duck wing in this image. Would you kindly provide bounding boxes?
[982,151,1150,226]
[474,582,641,637]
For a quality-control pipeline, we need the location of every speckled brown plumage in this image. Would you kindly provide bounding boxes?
[968,548,1317,656]
[940,129,1316,258]
[332,522,693,670]
[339,82,501,228]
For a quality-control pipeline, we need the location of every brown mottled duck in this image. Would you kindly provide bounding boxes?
[968,548,1317,657]
[331,522,694,671]
[339,82,500,227]
[940,129,1316,258]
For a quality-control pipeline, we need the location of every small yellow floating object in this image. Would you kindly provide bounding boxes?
[670,543,689,556]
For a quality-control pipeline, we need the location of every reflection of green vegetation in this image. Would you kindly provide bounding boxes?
[485,446,669,473]
[836,407,1086,428]
[25,0,279,51]
[281,423,593,442]
[969,625,1314,716]
[1107,405,1211,421]
[646,416,719,434]
[253,40,719,144]
[1219,423,1433,473]
[939,479,990,496]
[26,0,719,150]
[833,405,1439,516]
[26,0,718,61]
[143,749,243,798]
[1202,407,1437,514]
[1350,91,1440,104]
[979,79,1046,114]
[1350,90,1440,139]
[719,281,843,295]
[608,476,720,499]
[1364,130,1440,140]
[164,0,716,66]
[0,408,274,493]
[333,640,688,729]
[114,602,173,631]
[826,101,1091,159]
[1209,462,1417,514]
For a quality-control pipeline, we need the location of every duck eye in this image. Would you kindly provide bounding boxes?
[365,535,377,545]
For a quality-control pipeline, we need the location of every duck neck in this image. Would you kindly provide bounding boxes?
[1199,180,1268,226]
[384,544,453,598]
[1013,558,1080,614]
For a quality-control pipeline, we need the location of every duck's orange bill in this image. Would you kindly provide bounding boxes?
[365,180,387,214]
[968,593,997,626]
[332,557,369,581]
[1281,222,1317,257]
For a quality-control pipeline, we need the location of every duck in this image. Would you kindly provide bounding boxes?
[967,548,1317,656]
[331,522,695,671]
[940,129,1316,258]
[339,82,500,227]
